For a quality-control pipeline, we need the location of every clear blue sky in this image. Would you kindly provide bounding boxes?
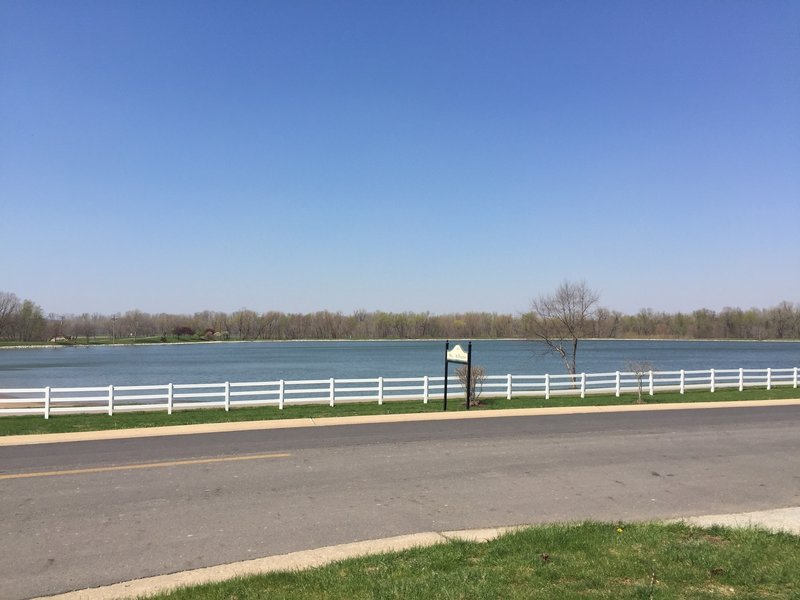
[1,1,798,316]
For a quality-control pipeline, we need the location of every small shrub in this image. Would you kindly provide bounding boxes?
[456,365,486,407]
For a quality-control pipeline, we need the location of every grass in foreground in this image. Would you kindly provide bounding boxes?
[144,522,799,600]
[1,386,798,437]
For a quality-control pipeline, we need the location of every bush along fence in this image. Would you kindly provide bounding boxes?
[0,366,797,419]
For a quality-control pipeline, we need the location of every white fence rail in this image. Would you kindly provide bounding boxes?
[0,366,797,419]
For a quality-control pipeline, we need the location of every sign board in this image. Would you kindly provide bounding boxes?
[446,344,469,364]
[443,340,473,412]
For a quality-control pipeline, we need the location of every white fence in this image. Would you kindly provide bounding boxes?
[0,366,797,419]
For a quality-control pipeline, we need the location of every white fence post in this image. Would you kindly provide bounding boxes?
[615,371,621,397]
[278,379,285,409]
[794,367,798,389]
[507,374,512,400]
[580,373,586,399]
[108,384,114,416]
[680,369,685,394]
[329,378,335,407]
[224,381,230,411]
[378,376,384,405]
[739,367,744,391]
[710,368,715,393]
[544,374,550,400]
[766,368,771,390]
[648,370,654,396]
[44,386,50,420]
[168,383,173,415]
[423,375,429,404]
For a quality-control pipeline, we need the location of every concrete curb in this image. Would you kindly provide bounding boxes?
[3,398,800,447]
[677,506,800,534]
[32,508,799,600]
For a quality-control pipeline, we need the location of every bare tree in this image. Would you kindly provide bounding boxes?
[231,308,259,340]
[593,307,620,338]
[121,310,146,341]
[0,291,20,339]
[77,313,95,343]
[456,365,486,407]
[627,361,653,404]
[527,280,600,377]
[769,301,795,339]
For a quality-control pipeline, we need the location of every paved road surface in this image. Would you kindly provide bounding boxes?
[2,405,799,599]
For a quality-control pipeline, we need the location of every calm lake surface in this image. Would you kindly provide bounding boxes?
[1,340,798,389]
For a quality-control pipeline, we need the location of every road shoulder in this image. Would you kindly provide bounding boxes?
[33,507,799,600]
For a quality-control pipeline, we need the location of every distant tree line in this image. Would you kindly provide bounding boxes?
[0,290,798,343]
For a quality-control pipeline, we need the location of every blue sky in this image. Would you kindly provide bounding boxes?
[1,1,798,316]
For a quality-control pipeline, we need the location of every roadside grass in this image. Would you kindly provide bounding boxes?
[0,386,797,437]
[143,522,799,600]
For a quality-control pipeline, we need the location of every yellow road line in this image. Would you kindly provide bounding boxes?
[0,452,291,480]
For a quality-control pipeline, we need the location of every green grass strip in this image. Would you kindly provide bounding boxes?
[1,387,797,437]
[143,522,799,599]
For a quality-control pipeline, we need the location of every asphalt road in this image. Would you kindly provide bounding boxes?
[2,405,799,599]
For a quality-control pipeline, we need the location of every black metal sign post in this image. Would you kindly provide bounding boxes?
[443,340,450,411]
[466,340,472,410]
[443,340,471,411]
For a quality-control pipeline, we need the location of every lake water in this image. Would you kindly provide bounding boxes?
[1,340,798,389]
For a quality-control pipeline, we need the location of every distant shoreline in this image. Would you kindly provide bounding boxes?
[1,337,799,351]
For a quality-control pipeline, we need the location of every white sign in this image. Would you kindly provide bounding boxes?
[446,344,469,364]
